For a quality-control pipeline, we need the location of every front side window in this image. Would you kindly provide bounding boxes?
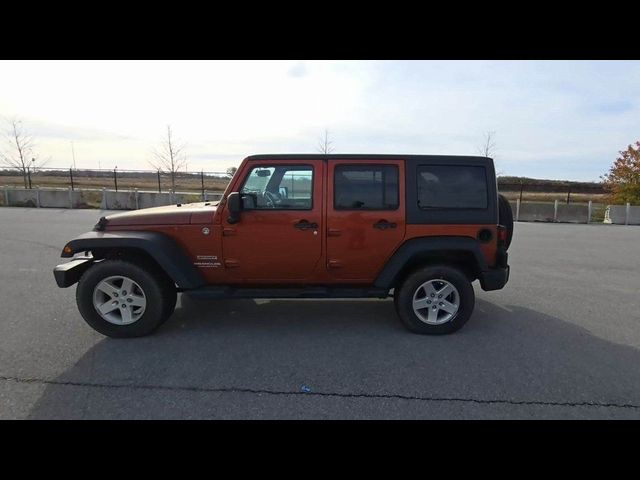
[240,165,313,210]
[334,165,399,210]
[417,165,488,209]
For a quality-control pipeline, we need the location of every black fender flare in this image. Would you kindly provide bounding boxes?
[61,231,205,289]
[373,236,488,290]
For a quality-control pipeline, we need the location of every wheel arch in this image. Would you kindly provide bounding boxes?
[374,236,487,290]
[61,231,204,289]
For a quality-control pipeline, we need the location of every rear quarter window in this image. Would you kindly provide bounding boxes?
[417,165,488,209]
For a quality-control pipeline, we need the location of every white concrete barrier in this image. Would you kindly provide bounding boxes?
[518,202,556,222]
[2,187,223,210]
[103,190,137,210]
[7,188,39,207]
[137,191,173,209]
[556,203,590,223]
[605,204,640,225]
[37,188,72,208]
[508,199,598,224]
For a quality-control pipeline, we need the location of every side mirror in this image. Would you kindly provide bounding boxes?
[227,192,242,224]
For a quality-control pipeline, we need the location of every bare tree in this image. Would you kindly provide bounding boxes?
[149,125,187,193]
[226,166,238,178]
[1,117,48,188]
[317,129,334,154]
[477,131,497,158]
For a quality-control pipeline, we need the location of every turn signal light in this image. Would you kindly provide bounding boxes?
[63,245,73,254]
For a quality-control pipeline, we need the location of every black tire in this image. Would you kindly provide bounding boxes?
[76,259,173,338]
[498,194,514,250]
[394,265,475,335]
[160,281,178,324]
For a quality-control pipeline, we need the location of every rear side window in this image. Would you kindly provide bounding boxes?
[417,165,488,209]
[334,165,399,210]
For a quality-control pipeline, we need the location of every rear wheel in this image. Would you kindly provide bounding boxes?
[76,259,175,338]
[394,265,475,335]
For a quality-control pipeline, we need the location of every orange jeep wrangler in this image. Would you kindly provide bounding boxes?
[54,155,512,337]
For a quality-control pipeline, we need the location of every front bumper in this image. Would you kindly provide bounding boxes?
[479,265,510,291]
[53,258,94,288]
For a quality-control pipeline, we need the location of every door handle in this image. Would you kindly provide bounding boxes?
[373,220,397,230]
[294,220,318,230]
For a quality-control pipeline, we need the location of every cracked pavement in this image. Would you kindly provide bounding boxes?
[1,207,639,419]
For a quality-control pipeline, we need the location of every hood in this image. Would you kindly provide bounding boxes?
[101,201,219,228]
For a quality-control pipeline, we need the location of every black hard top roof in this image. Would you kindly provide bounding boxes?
[246,154,493,164]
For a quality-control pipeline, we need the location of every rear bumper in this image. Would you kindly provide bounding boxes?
[479,265,510,291]
[53,258,93,288]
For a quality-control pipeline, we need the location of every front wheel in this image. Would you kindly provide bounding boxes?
[76,259,174,338]
[394,265,475,335]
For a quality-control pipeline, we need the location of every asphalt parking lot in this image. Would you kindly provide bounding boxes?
[1,207,639,419]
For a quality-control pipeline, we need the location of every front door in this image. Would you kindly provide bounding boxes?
[222,160,323,282]
[326,160,406,280]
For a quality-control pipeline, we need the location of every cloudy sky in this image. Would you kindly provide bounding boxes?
[0,60,638,181]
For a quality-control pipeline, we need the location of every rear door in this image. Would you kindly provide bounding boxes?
[221,160,323,281]
[326,159,405,280]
